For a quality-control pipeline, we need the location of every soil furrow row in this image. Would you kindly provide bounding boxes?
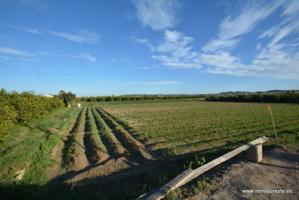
[91,107,127,157]
[70,108,89,171]
[61,109,83,169]
[96,107,154,161]
[83,107,102,165]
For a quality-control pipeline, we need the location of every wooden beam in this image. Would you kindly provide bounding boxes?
[141,136,268,200]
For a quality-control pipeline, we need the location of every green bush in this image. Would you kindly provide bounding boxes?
[0,89,64,131]
[0,102,17,132]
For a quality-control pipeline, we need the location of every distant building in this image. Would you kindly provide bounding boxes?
[42,94,53,98]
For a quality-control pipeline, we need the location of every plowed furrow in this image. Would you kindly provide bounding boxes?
[72,108,89,171]
[83,108,100,165]
[61,109,83,168]
[92,107,127,157]
[96,107,154,161]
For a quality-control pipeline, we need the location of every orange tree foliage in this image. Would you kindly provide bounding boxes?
[0,89,64,131]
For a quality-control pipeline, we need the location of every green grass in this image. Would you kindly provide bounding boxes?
[0,107,80,184]
[99,100,299,156]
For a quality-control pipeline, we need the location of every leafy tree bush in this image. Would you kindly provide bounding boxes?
[0,89,64,131]
[0,91,17,132]
[56,90,76,106]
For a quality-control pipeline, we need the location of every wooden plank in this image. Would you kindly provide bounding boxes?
[142,136,268,200]
[184,136,268,183]
[145,169,193,200]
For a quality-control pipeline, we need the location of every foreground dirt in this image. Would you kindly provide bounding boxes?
[186,148,298,200]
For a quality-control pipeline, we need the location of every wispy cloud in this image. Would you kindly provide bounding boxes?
[132,1,299,79]
[62,53,96,62]
[268,20,299,47]
[134,38,155,51]
[0,46,96,63]
[0,22,42,35]
[137,30,201,69]
[77,53,96,62]
[282,0,299,17]
[19,0,48,14]
[125,80,180,85]
[0,46,36,57]
[197,0,299,80]
[111,57,131,63]
[132,0,180,31]
[203,0,283,52]
[48,29,100,44]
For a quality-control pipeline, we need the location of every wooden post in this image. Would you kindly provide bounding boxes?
[247,144,263,162]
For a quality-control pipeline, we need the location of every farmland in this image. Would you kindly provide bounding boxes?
[100,100,299,156]
[1,99,299,200]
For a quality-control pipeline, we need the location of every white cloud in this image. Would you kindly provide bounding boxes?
[198,0,299,80]
[132,0,179,31]
[135,1,299,80]
[77,53,96,62]
[64,53,96,62]
[0,46,35,57]
[200,47,299,80]
[282,0,299,17]
[203,0,283,52]
[139,30,202,69]
[219,1,281,39]
[201,38,240,52]
[111,57,131,63]
[19,0,48,14]
[134,38,155,51]
[259,25,280,39]
[0,22,42,35]
[49,29,100,44]
[268,20,299,47]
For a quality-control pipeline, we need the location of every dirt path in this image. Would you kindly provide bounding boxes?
[186,148,299,200]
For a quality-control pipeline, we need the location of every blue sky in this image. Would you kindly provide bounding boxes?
[1,0,299,96]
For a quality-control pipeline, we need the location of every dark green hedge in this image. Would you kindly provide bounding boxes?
[0,89,64,131]
[205,92,299,103]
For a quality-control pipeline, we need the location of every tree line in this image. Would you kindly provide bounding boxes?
[205,92,299,103]
[80,95,204,102]
[0,89,76,132]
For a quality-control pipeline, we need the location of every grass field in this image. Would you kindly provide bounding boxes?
[1,99,298,199]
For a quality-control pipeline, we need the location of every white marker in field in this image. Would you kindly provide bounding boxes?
[77,103,81,108]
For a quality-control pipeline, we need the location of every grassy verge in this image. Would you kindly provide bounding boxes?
[0,107,80,184]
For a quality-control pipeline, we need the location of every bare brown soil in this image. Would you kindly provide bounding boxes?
[185,148,298,200]
[58,106,155,186]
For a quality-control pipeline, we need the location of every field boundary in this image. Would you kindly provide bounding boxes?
[138,136,269,200]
